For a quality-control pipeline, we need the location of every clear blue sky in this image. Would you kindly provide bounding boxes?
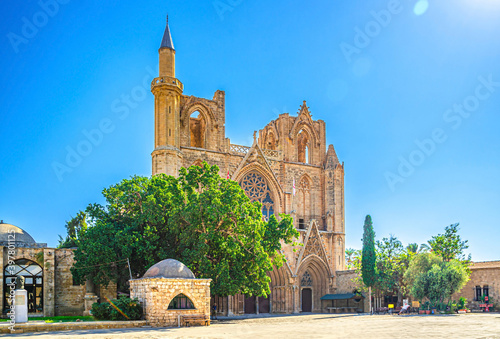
[1,0,499,260]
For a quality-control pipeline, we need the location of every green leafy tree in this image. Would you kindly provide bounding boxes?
[404,252,443,300]
[71,162,298,297]
[409,257,469,306]
[428,223,470,263]
[374,235,404,301]
[58,211,87,248]
[361,215,376,313]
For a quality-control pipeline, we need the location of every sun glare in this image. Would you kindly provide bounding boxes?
[414,0,429,16]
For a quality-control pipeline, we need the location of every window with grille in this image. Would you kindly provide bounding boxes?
[299,219,305,229]
[168,294,195,309]
[475,286,482,301]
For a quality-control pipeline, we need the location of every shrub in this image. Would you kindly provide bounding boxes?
[91,296,143,321]
[458,297,467,310]
[109,296,143,320]
[91,302,112,320]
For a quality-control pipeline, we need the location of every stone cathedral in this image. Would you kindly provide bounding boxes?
[150,20,350,314]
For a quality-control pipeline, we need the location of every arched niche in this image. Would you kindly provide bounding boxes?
[265,131,277,150]
[189,111,206,148]
[296,175,312,229]
[297,130,311,164]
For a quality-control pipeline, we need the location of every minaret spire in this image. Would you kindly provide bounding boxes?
[160,15,174,50]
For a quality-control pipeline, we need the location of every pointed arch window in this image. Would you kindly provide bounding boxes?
[189,111,206,148]
[240,171,275,220]
[266,132,277,150]
[168,294,195,309]
[297,130,310,163]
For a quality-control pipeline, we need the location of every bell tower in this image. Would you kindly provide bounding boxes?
[151,16,184,176]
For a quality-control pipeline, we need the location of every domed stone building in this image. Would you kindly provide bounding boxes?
[130,259,211,326]
[0,221,116,317]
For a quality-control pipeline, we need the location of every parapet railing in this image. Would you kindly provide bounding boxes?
[229,144,283,160]
[229,144,250,155]
[151,76,184,91]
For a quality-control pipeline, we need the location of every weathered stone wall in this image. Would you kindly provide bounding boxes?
[130,278,211,327]
[335,270,369,312]
[453,261,500,308]
[0,246,116,317]
[54,249,85,316]
[335,270,360,294]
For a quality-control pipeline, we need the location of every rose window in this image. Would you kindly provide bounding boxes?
[240,171,275,220]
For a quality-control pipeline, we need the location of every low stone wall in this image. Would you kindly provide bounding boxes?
[130,277,211,327]
[0,320,147,334]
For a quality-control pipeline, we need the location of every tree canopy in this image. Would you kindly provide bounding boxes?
[374,235,404,296]
[58,211,87,249]
[428,223,470,263]
[71,162,298,297]
[406,253,469,305]
[351,223,471,307]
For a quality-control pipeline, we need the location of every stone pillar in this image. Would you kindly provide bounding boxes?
[293,285,300,314]
[43,248,55,317]
[83,279,98,316]
[227,295,234,316]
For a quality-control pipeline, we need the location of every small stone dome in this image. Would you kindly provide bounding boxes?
[143,259,195,279]
[0,221,36,245]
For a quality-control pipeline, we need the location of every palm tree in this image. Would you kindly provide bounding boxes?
[406,243,419,254]
[419,243,431,253]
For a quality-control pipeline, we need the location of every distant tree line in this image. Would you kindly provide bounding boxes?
[348,220,471,310]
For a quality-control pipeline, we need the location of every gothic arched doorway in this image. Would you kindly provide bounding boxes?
[3,259,43,314]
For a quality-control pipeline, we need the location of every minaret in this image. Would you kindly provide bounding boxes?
[151,16,184,176]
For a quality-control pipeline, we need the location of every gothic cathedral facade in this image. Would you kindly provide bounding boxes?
[151,21,346,314]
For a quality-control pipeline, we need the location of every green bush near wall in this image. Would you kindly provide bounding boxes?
[91,296,143,321]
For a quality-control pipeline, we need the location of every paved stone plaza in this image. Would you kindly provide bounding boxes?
[8,313,500,338]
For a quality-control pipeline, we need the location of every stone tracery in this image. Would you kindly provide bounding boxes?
[301,271,312,286]
[240,171,275,219]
